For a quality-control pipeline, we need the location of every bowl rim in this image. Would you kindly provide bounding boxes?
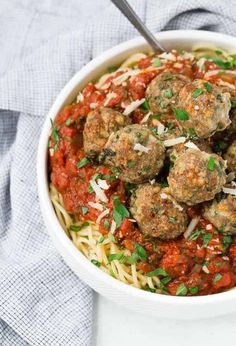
[37,29,236,306]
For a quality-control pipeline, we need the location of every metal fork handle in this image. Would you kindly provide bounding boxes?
[111,0,165,52]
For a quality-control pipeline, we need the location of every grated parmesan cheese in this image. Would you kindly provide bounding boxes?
[90,180,108,203]
[183,216,201,239]
[96,208,110,225]
[90,103,98,109]
[103,92,117,106]
[76,92,84,103]
[223,186,236,196]
[88,201,104,211]
[110,220,117,234]
[113,69,139,85]
[97,179,110,190]
[184,141,200,150]
[163,136,186,147]
[202,265,210,274]
[159,52,176,61]
[134,143,150,153]
[204,70,220,78]
[123,98,146,116]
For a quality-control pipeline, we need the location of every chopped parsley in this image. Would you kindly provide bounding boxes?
[164,88,173,98]
[222,235,232,251]
[169,216,177,224]
[204,82,213,92]
[112,196,130,228]
[176,283,188,296]
[126,252,139,264]
[82,206,88,215]
[69,221,89,232]
[173,108,189,121]
[134,242,147,261]
[163,74,174,81]
[108,253,125,263]
[108,65,117,73]
[207,156,215,171]
[50,118,60,150]
[128,160,136,168]
[192,88,203,98]
[77,157,90,168]
[141,99,150,111]
[189,286,199,295]
[91,259,101,267]
[65,118,72,126]
[213,273,222,284]
[97,236,105,244]
[104,219,110,230]
[153,57,162,67]
[202,233,213,247]
[188,228,201,241]
[147,268,168,277]
[231,100,236,109]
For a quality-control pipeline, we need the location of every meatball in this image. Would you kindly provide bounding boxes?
[130,184,189,239]
[102,124,165,183]
[203,195,236,234]
[83,107,130,158]
[176,79,231,138]
[145,71,190,114]
[168,148,227,205]
[224,140,236,172]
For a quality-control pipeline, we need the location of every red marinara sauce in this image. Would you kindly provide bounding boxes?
[48,51,236,297]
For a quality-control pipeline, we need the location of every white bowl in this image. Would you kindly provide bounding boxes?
[37,30,236,319]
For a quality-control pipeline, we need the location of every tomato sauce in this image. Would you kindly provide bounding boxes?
[49,50,236,296]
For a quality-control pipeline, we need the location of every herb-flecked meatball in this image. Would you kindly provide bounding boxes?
[130,184,189,239]
[224,140,236,172]
[83,107,130,158]
[168,149,227,205]
[102,124,165,183]
[176,79,231,138]
[203,195,236,234]
[145,71,190,114]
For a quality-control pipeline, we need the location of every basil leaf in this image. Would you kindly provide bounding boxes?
[164,88,173,98]
[112,196,130,228]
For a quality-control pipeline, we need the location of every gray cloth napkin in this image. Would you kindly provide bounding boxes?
[0,0,236,345]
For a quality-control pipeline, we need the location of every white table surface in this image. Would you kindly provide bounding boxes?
[93,293,236,346]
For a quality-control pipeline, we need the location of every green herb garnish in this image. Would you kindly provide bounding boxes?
[204,82,213,92]
[141,99,150,110]
[128,160,136,168]
[189,286,199,295]
[77,157,90,168]
[173,108,189,121]
[147,268,168,277]
[222,235,232,251]
[82,206,89,215]
[112,196,130,228]
[108,232,115,242]
[108,253,125,263]
[153,58,162,67]
[163,75,174,81]
[134,242,147,261]
[176,283,188,296]
[104,219,110,230]
[202,233,213,247]
[213,273,222,284]
[231,100,236,109]
[164,88,173,98]
[207,156,215,171]
[188,228,201,241]
[65,118,72,126]
[192,88,203,98]
[108,65,117,73]
[97,236,105,244]
[91,259,101,267]
[126,253,139,264]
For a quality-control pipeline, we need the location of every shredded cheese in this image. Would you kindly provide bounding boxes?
[183,217,201,239]
[103,92,117,106]
[157,123,166,136]
[159,52,176,61]
[97,179,110,190]
[123,98,145,116]
[163,136,186,147]
[140,111,151,124]
[96,208,110,225]
[110,220,117,234]
[113,70,139,85]
[76,92,84,103]
[222,187,236,196]
[184,141,200,150]
[88,201,104,211]
[134,143,150,153]
[90,180,108,203]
